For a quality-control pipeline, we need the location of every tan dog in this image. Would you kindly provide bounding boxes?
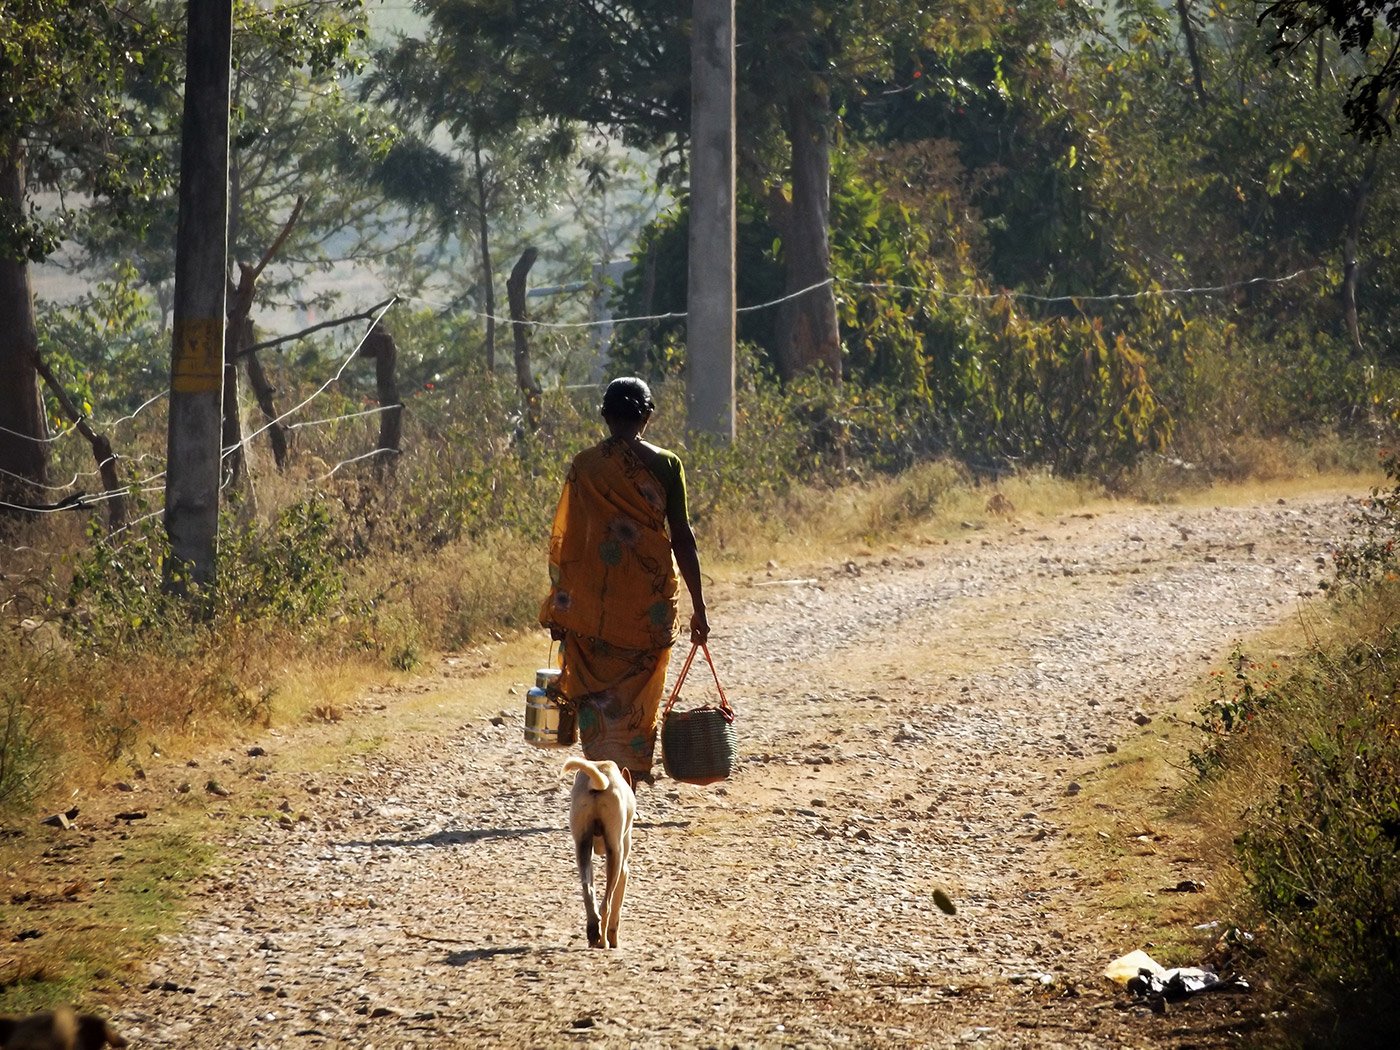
[0,1006,127,1050]
[564,757,635,949]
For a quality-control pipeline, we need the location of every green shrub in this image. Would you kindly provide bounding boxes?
[1188,644,1280,778]
[66,515,177,650]
[1236,676,1400,989]
[1335,450,1400,589]
[1196,589,1400,1044]
[218,498,345,625]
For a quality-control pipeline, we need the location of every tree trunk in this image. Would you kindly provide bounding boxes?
[473,140,496,372]
[1343,151,1379,356]
[361,327,402,479]
[221,329,244,487]
[225,195,302,478]
[243,343,287,472]
[639,242,659,350]
[774,85,841,381]
[222,265,255,489]
[223,143,245,488]
[507,247,542,430]
[0,141,49,510]
[1174,0,1208,104]
[31,354,127,529]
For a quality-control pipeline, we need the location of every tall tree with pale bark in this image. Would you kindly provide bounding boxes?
[0,1,174,509]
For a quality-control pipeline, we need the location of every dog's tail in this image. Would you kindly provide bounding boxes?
[564,757,610,791]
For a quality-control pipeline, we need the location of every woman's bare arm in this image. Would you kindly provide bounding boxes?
[668,513,709,645]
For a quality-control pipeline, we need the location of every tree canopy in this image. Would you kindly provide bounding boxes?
[1259,1,1400,139]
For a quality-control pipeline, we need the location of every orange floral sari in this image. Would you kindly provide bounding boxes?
[540,438,679,778]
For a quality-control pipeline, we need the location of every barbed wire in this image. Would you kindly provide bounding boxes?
[398,291,685,330]
[92,390,169,428]
[0,457,116,491]
[0,262,1321,535]
[0,397,393,525]
[0,419,78,444]
[224,297,398,465]
[104,506,164,546]
[8,263,1315,456]
[397,276,839,330]
[0,485,136,515]
[836,268,1318,304]
[0,304,396,530]
[286,403,397,431]
[1,544,65,559]
[0,390,170,447]
[315,447,394,481]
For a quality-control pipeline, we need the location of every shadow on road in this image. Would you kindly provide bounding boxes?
[344,826,560,849]
[444,945,538,965]
[343,818,690,851]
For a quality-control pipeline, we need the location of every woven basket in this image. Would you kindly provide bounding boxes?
[660,644,737,786]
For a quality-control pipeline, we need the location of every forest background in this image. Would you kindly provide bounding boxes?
[4,0,1400,1042]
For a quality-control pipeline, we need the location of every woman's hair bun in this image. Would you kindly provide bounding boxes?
[600,376,655,421]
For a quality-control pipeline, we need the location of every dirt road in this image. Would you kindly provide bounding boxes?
[95,490,1356,1046]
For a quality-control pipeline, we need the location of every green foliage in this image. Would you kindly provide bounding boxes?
[845,1,1112,297]
[1232,629,1400,1015]
[1260,1,1400,142]
[1334,450,1400,587]
[1189,645,1280,778]
[610,192,783,376]
[66,496,347,650]
[36,262,166,420]
[66,516,175,651]
[680,364,919,516]
[829,157,951,398]
[0,1,178,260]
[1238,690,1400,985]
[912,297,1172,476]
[73,0,408,316]
[218,498,345,626]
[615,156,1172,478]
[1190,585,1400,1041]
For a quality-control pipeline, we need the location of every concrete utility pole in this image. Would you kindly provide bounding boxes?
[687,0,737,441]
[164,0,233,594]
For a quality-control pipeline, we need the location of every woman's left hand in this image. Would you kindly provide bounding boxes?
[690,609,710,645]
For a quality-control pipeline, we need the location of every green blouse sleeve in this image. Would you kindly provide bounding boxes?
[656,449,688,523]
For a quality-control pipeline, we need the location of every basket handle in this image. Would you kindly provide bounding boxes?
[662,643,734,722]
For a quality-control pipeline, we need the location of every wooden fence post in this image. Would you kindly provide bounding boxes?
[31,355,127,530]
[242,340,288,472]
[360,327,402,478]
[227,263,287,475]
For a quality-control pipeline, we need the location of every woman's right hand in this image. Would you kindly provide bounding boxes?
[689,609,710,645]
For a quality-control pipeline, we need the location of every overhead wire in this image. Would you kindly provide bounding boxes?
[837,268,1318,304]
[1,263,1319,532]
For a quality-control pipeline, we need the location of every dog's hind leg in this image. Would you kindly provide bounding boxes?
[601,831,629,948]
[576,834,604,948]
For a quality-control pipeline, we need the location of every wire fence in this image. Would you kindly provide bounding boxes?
[0,263,1319,547]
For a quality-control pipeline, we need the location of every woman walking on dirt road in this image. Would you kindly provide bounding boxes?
[540,377,710,787]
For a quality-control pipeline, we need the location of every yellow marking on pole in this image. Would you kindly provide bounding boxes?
[171,317,224,394]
